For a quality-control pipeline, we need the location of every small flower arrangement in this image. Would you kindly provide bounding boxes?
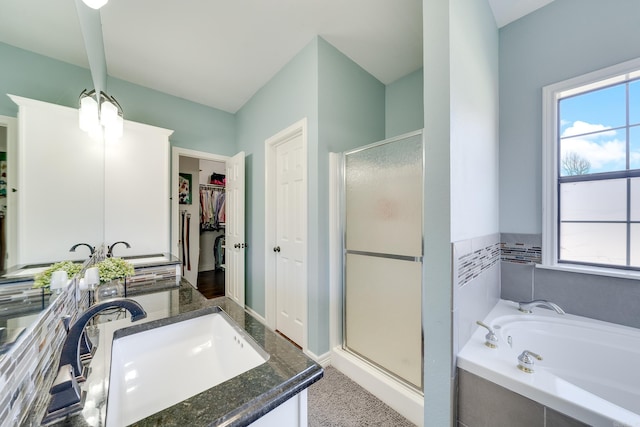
[96,257,135,283]
[33,261,82,289]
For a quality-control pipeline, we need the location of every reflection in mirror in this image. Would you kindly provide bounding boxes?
[0,97,104,356]
[7,95,105,269]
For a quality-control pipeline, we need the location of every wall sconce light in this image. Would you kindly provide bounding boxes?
[82,0,109,9]
[78,89,124,141]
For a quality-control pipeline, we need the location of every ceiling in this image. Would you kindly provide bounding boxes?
[0,0,553,114]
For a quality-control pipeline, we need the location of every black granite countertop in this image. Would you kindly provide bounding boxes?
[46,281,323,427]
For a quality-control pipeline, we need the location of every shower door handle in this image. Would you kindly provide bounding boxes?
[273,246,281,253]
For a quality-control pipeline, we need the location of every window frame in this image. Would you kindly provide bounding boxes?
[542,56,640,279]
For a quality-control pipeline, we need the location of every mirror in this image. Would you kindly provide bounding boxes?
[0,100,105,358]
[1,98,105,274]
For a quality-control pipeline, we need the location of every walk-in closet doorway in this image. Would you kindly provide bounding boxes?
[171,147,246,306]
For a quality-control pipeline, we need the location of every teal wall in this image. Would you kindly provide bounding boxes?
[385,68,424,138]
[235,38,319,323]
[499,0,640,233]
[2,35,409,358]
[0,42,93,116]
[236,36,385,356]
[422,0,498,424]
[0,42,236,154]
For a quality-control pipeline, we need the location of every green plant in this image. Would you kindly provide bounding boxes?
[96,257,135,283]
[33,261,82,289]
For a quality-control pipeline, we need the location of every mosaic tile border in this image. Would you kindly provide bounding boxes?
[457,242,500,288]
[500,241,542,265]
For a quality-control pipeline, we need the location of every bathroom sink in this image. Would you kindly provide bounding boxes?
[105,307,269,426]
[2,266,49,278]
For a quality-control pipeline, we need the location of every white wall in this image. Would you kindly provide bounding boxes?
[450,0,499,242]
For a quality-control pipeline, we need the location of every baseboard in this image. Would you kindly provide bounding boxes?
[331,347,424,427]
[245,306,267,325]
[304,349,331,367]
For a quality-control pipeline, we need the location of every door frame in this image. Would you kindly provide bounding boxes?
[265,118,308,351]
[0,115,17,269]
[170,147,229,269]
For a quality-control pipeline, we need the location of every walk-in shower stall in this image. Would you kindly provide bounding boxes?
[336,130,424,416]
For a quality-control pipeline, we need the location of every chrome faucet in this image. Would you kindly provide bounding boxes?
[69,243,95,256]
[41,299,146,425]
[517,350,543,373]
[107,240,131,257]
[476,320,498,348]
[518,299,565,314]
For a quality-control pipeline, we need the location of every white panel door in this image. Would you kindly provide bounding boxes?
[275,134,305,346]
[225,151,245,307]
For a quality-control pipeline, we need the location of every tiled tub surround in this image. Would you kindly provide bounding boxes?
[458,370,588,427]
[500,233,640,330]
[40,282,323,427]
[453,233,501,361]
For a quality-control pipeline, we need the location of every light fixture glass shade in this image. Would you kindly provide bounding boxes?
[79,94,99,133]
[104,114,124,141]
[100,99,118,127]
[82,0,108,9]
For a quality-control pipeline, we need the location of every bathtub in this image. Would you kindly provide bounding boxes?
[457,300,640,427]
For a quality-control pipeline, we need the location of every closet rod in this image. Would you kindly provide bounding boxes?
[200,183,224,189]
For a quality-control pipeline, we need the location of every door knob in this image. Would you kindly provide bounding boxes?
[234,243,240,249]
[273,246,281,253]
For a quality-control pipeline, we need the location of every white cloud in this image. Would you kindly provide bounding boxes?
[561,120,616,138]
[561,137,625,171]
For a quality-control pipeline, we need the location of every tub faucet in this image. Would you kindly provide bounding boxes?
[517,350,543,373]
[69,243,95,256]
[107,240,131,257]
[41,299,146,425]
[518,299,565,315]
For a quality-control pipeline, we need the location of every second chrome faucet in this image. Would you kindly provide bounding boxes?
[518,299,565,314]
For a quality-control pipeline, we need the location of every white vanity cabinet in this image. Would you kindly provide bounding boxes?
[104,120,172,256]
[9,95,172,264]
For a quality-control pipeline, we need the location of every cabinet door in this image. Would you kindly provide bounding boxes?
[104,122,172,256]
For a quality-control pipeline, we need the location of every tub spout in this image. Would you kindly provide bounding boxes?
[518,300,565,314]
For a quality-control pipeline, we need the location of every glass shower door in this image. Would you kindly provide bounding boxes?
[343,131,423,390]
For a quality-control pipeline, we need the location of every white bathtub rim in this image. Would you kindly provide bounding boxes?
[457,300,640,427]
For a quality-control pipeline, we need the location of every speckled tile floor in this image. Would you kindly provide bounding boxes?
[307,366,416,427]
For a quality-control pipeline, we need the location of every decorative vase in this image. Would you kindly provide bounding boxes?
[96,279,124,302]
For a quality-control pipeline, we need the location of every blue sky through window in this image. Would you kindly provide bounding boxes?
[559,80,640,175]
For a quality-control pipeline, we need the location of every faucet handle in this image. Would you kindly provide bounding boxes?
[517,350,543,373]
[476,320,498,348]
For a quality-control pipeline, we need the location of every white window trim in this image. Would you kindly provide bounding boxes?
[541,56,640,279]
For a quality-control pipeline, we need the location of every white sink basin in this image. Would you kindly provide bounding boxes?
[105,308,269,426]
[124,255,170,266]
[3,266,49,278]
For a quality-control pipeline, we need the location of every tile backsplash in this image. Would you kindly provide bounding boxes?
[500,232,640,329]
[0,255,95,427]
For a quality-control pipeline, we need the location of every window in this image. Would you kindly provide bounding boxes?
[543,58,640,274]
